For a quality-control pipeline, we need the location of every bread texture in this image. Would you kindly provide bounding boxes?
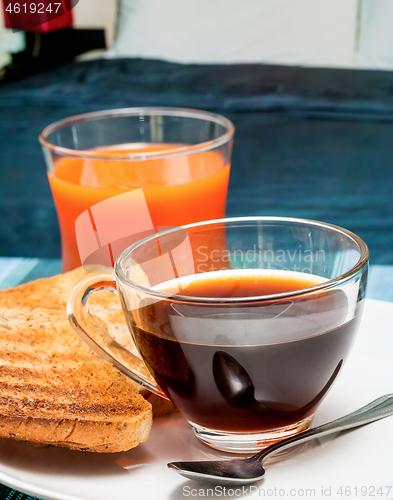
[0,307,152,452]
[0,267,177,452]
[0,267,88,310]
[89,308,178,418]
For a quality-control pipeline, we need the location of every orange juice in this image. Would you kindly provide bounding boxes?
[48,144,230,271]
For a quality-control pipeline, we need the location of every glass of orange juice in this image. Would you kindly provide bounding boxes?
[39,108,234,272]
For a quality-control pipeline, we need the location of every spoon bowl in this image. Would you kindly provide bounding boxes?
[168,394,393,486]
[212,351,343,419]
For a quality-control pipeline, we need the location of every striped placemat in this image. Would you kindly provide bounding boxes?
[0,258,62,289]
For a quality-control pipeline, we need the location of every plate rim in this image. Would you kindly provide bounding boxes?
[0,471,88,500]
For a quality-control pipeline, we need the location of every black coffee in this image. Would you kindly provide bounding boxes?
[126,271,361,432]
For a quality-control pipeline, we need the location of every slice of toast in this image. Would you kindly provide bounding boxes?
[0,307,152,452]
[0,267,89,310]
[0,268,178,418]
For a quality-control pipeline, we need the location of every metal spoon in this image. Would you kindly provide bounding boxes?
[168,394,393,486]
[212,350,343,419]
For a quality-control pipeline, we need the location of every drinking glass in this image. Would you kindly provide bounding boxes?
[40,108,234,272]
[68,217,369,453]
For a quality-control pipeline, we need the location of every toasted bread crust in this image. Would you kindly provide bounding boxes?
[0,307,152,452]
[0,267,178,452]
[0,268,88,310]
[0,414,152,453]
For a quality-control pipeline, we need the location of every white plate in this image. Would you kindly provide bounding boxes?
[1,298,393,500]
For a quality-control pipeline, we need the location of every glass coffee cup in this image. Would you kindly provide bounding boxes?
[68,217,369,453]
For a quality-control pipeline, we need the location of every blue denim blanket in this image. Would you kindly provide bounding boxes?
[0,58,392,263]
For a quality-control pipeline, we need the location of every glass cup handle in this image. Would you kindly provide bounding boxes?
[67,273,169,400]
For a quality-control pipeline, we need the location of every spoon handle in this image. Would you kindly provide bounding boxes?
[253,394,393,464]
